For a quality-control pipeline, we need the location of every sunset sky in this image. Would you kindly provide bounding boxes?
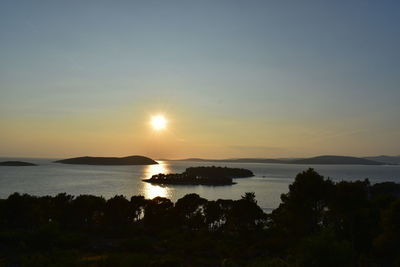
[1,1,399,159]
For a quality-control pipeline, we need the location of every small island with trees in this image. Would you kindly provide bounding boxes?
[143,166,254,186]
[54,155,158,165]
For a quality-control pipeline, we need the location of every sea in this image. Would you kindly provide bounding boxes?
[1,157,400,212]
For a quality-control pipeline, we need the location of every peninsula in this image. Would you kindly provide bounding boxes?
[144,166,254,186]
[54,155,158,165]
[0,161,37,166]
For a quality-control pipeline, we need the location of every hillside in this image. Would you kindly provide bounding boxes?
[55,155,158,165]
[0,161,37,166]
[289,155,384,165]
[177,155,386,165]
[364,155,400,165]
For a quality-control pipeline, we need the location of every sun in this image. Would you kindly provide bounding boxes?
[150,115,167,131]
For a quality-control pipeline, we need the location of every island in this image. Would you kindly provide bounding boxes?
[0,161,37,166]
[177,155,387,165]
[364,155,400,165]
[143,166,254,186]
[288,155,386,165]
[54,155,158,165]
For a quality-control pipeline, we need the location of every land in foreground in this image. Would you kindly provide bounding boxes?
[0,169,399,266]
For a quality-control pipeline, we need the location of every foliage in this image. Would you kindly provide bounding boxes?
[146,166,254,185]
[0,168,399,266]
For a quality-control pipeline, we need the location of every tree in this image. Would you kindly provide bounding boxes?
[143,197,173,229]
[131,195,146,222]
[327,180,373,255]
[204,200,223,230]
[174,193,207,228]
[373,199,400,265]
[70,195,105,230]
[292,228,353,267]
[269,169,334,243]
[226,192,265,231]
[104,195,132,228]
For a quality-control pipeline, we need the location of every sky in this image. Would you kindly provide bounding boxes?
[1,0,399,159]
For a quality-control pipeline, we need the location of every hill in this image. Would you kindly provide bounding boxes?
[177,158,287,164]
[177,155,386,165]
[55,155,158,165]
[0,161,37,166]
[363,155,400,165]
[288,155,385,165]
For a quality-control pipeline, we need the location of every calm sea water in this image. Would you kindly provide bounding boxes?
[1,157,400,211]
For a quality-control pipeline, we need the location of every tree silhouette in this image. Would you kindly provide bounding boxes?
[174,193,207,228]
[104,195,132,228]
[143,197,173,229]
[204,200,223,230]
[271,168,334,242]
[327,180,373,256]
[227,192,265,232]
[373,199,400,265]
[131,195,146,222]
[71,195,105,230]
[0,169,399,266]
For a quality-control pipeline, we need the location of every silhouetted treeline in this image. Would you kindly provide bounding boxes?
[185,166,254,178]
[0,168,399,266]
[146,166,254,185]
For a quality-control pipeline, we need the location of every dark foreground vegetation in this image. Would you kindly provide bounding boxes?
[144,166,254,185]
[1,169,400,266]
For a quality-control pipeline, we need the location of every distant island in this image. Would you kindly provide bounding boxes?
[364,155,400,165]
[0,161,37,166]
[175,155,389,165]
[288,155,385,165]
[144,166,254,186]
[54,155,158,165]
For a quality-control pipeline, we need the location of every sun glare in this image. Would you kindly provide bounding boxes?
[150,115,167,131]
[142,161,171,199]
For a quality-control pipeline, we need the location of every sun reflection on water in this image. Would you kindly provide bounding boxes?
[142,161,171,199]
[145,161,170,178]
